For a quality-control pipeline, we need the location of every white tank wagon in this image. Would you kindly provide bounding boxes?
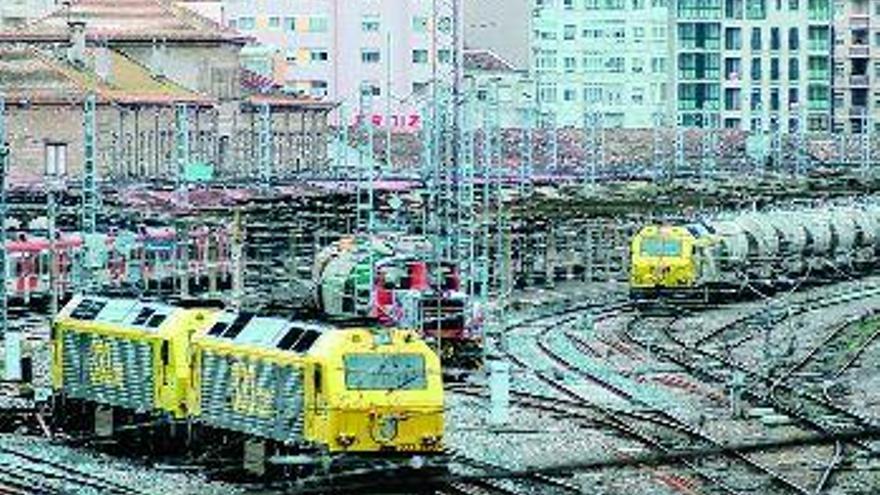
[630,203,880,302]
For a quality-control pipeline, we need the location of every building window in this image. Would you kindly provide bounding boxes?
[309,16,328,32]
[770,27,780,50]
[412,49,428,64]
[770,57,780,80]
[269,17,280,28]
[788,58,799,80]
[789,27,799,50]
[310,49,329,62]
[412,16,428,33]
[751,27,762,51]
[751,57,762,80]
[362,15,380,32]
[311,80,328,98]
[360,82,381,97]
[285,17,296,31]
[563,24,576,40]
[438,49,452,64]
[725,27,742,50]
[770,88,780,111]
[238,17,255,30]
[45,143,67,178]
[361,49,381,64]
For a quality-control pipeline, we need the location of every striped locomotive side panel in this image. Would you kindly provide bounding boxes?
[61,332,155,412]
[199,351,305,442]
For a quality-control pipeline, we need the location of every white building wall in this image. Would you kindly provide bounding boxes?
[223,0,453,129]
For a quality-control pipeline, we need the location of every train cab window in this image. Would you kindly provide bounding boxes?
[640,237,682,257]
[343,353,427,391]
[146,314,167,328]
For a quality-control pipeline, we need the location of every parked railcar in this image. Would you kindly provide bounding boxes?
[313,235,481,367]
[51,295,445,475]
[629,204,880,303]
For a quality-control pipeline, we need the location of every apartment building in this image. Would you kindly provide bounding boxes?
[0,0,58,28]
[833,0,880,133]
[530,0,674,128]
[675,0,834,132]
[223,0,454,129]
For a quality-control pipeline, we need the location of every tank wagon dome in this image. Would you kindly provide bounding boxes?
[732,213,780,258]
[800,210,833,255]
[847,205,880,247]
[766,211,807,255]
[863,204,880,241]
[828,208,860,252]
[707,219,749,264]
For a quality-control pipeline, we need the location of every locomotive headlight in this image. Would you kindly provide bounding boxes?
[336,433,356,447]
[421,434,442,447]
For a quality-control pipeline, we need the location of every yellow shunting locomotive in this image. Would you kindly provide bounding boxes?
[51,295,445,473]
[630,204,880,303]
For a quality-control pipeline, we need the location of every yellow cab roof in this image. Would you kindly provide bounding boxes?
[54,294,216,340]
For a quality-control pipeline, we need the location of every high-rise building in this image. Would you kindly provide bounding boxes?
[832,0,879,133]
[0,0,58,28]
[223,0,454,129]
[530,0,674,129]
[676,0,834,132]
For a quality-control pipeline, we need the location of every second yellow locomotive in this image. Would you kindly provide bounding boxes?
[51,295,445,472]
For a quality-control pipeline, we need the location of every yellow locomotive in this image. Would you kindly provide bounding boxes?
[51,295,445,474]
[629,225,705,301]
[630,204,880,303]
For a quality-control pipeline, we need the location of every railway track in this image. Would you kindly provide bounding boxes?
[0,442,147,495]
[494,299,815,494]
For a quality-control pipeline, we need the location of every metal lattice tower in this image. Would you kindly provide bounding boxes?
[81,94,98,291]
[356,86,376,237]
[652,112,666,182]
[701,112,716,182]
[457,77,476,298]
[0,96,15,381]
[481,80,502,299]
[862,113,872,177]
[675,116,685,180]
[519,106,534,197]
[428,0,465,261]
[174,104,191,298]
[795,106,806,176]
[258,103,272,188]
[545,111,558,172]
[771,116,782,174]
[585,110,604,186]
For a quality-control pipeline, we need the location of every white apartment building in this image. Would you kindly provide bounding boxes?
[531,0,674,128]
[223,0,454,129]
[0,0,58,28]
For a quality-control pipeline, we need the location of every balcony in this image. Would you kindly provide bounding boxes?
[850,74,870,86]
[808,99,831,111]
[850,15,870,29]
[850,45,870,57]
[808,41,830,52]
[808,70,831,81]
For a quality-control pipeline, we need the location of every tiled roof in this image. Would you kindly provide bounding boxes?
[0,0,247,44]
[463,49,518,72]
[0,45,213,105]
